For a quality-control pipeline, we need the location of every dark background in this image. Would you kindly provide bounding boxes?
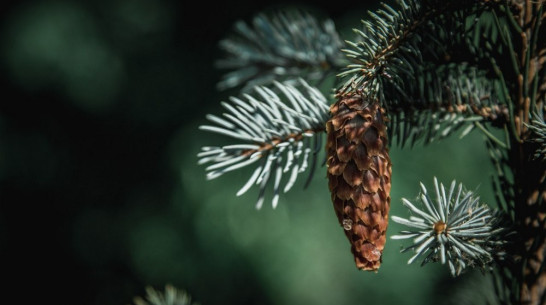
[0,0,498,304]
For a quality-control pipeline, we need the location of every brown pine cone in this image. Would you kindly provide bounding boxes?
[326,92,392,271]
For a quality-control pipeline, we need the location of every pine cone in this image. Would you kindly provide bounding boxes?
[326,93,392,271]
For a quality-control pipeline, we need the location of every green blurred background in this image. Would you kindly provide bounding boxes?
[0,0,497,304]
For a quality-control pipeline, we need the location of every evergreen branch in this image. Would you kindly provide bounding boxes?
[391,178,509,277]
[337,0,487,98]
[386,64,508,146]
[337,0,509,147]
[526,111,546,161]
[484,1,545,145]
[487,136,516,218]
[131,285,198,305]
[475,121,508,149]
[338,0,427,95]
[198,80,329,209]
[216,10,348,92]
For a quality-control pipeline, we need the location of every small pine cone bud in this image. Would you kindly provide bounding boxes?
[326,93,392,271]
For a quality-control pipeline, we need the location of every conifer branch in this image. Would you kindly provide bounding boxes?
[196,2,545,302]
[198,80,329,209]
[216,10,347,92]
[526,111,546,161]
[338,0,428,95]
[337,0,509,146]
[386,65,508,146]
[337,0,487,97]
[391,178,508,277]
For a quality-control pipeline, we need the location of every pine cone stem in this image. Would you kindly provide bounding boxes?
[326,92,392,271]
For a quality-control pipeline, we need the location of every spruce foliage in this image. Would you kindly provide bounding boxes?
[198,1,545,304]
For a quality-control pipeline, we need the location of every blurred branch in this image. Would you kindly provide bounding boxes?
[131,285,198,305]
[216,10,347,92]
